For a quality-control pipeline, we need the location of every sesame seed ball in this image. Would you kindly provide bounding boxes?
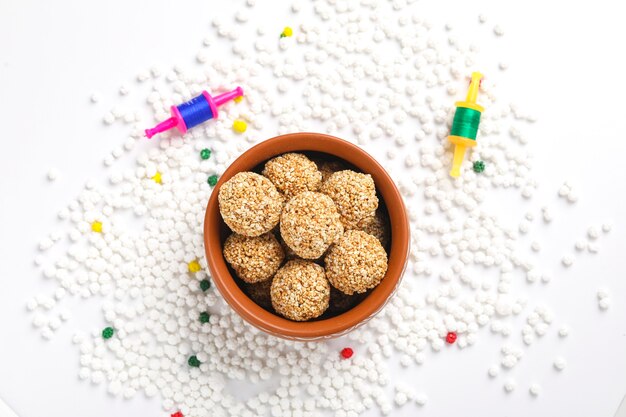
[316,159,347,183]
[262,153,322,199]
[280,191,344,259]
[271,260,330,321]
[277,233,299,260]
[325,230,388,295]
[218,172,283,236]
[320,170,378,228]
[353,209,390,248]
[243,279,273,311]
[223,233,285,283]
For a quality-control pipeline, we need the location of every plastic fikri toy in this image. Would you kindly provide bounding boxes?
[145,86,244,138]
[448,72,484,178]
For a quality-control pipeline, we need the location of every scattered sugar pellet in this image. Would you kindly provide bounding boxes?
[488,365,499,377]
[574,239,587,251]
[503,379,516,393]
[587,242,599,253]
[598,297,611,310]
[478,14,487,23]
[561,254,574,267]
[558,325,570,338]
[91,221,103,233]
[602,222,612,233]
[493,25,504,36]
[542,206,554,223]
[597,287,610,299]
[529,383,541,396]
[103,113,115,125]
[233,119,247,133]
[415,393,428,406]
[553,356,567,371]
[587,226,600,240]
[531,241,541,252]
[90,93,100,103]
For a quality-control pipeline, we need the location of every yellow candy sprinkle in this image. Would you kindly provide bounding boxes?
[282,26,293,37]
[152,172,162,184]
[233,119,247,133]
[188,260,201,273]
[91,221,103,233]
[234,96,243,103]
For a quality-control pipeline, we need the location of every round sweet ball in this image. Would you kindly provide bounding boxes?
[353,209,390,248]
[316,159,347,183]
[218,172,283,236]
[271,260,330,321]
[325,230,388,295]
[263,153,322,199]
[223,232,285,283]
[280,191,344,259]
[243,279,273,311]
[321,170,378,228]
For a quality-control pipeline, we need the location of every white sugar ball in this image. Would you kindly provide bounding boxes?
[415,393,428,406]
[587,226,600,240]
[598,297,611,310]
[503,379,516,393]
[47,168,60,181]
[553,356,566,371]
[561,254,574,267]
[529,383,541,396]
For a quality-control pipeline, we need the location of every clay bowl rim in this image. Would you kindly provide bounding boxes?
[203,132,410,340]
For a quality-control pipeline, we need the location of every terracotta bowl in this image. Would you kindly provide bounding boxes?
[203,133,410,340]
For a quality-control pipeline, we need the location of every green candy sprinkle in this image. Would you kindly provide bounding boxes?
[102,327,115,339]
[200,279,211,292]
[188,355,201,367]
[200,148,211,160]
[199,312,211,323]
[473,160,485,173]
[207,175,219,187]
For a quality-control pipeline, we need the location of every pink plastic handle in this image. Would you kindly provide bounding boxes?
[213,86,244,107]
[145,117,177,139]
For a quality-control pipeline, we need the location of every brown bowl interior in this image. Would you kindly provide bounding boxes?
[204,133,409,340]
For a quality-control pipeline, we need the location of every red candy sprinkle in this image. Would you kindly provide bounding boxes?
[445,332,457,344]
[340,347,354,359]
[171,412,183,417]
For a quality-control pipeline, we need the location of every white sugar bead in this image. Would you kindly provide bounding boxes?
[529,383,541,396]
[503,379,516,393]
[587,226,600,240]
[553,356,566,371]
[598,297,611,310]
[47,168,60,181]
[574,239,587,251]
[561,255,574,267]
[596,287,610,299]
[415,393,428,406]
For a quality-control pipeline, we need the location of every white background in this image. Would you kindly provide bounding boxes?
[1,0,625,416]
